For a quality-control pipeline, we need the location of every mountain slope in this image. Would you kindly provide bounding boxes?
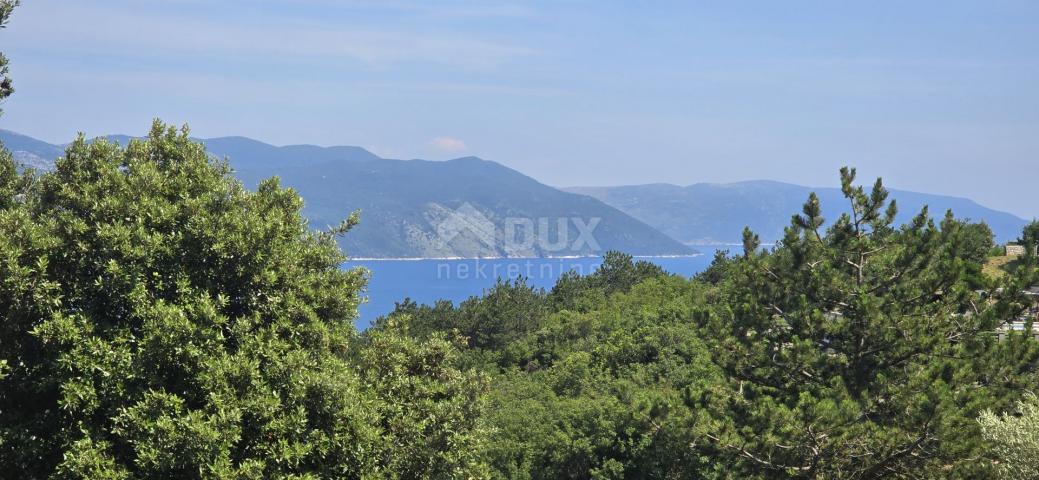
[0,129,65,170]
[566,180,1029,245]
[0,130,692,258]
[229,154,692,258]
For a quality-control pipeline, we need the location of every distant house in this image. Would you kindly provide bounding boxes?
[996,286,1039,341]
[1006,244,1038,256]
[1021,286,1039,319]
[1006,244,1027,256]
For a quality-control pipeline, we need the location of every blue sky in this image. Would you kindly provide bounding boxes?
[1,0,1037,218]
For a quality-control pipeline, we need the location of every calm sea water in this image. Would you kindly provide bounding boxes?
[346,246,730,328]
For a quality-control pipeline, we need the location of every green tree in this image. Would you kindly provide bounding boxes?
[955,220,994,265]
[548,251,666,312]
[355,322,490,478]
[381,277,549,355]
[1022,220,1039,261]
[479,276,723,479]
[0,0,19,383]
[741,226,760,258]
[377,253,724,478]
[979,393,1039,479]
[0,122,487,478]
[699,167,1039,477]
[694,248,733,285]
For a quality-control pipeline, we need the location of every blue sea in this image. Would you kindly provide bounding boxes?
[346,246,730,328]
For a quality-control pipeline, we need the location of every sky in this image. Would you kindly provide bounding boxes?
[1,0,1037,218]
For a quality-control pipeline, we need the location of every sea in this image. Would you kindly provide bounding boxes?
[346,245,731,328]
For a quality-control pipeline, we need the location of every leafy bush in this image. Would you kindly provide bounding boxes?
[979,393,1039,478]
[0,122,486,479]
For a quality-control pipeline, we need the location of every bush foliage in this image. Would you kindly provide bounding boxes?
[0,123,486,479]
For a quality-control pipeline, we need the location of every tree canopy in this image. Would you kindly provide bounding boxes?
[1,93,1036,476]
[375,168,1039,479]
[3,4,1038,475]
[979,393,1039,478]
[0,122,487,478]
[697,167,1038,476]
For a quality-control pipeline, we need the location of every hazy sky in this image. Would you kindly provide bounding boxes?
[1,0,1037,218]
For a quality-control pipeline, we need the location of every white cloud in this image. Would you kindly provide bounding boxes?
[429,137,467,153]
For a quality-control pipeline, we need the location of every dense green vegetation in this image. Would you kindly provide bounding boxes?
[376,170,1039,478]
[0,124,487,478]
[3,124,1038,477]
[980,393,1039,478]
[1022,221,1039,259]
[4,8,1039,476]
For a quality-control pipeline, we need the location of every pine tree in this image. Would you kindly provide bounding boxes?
[1021,220,1039,261]
[699,167,1039,477]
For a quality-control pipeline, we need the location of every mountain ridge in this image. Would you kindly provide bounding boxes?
[565,181,1029,245]
[5,128,1025,254]
[0,130,692,258]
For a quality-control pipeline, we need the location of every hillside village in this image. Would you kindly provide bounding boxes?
[992,242,1039,339]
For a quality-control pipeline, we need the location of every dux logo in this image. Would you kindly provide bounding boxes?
[434,202,602,253]
[434,202,496,248]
